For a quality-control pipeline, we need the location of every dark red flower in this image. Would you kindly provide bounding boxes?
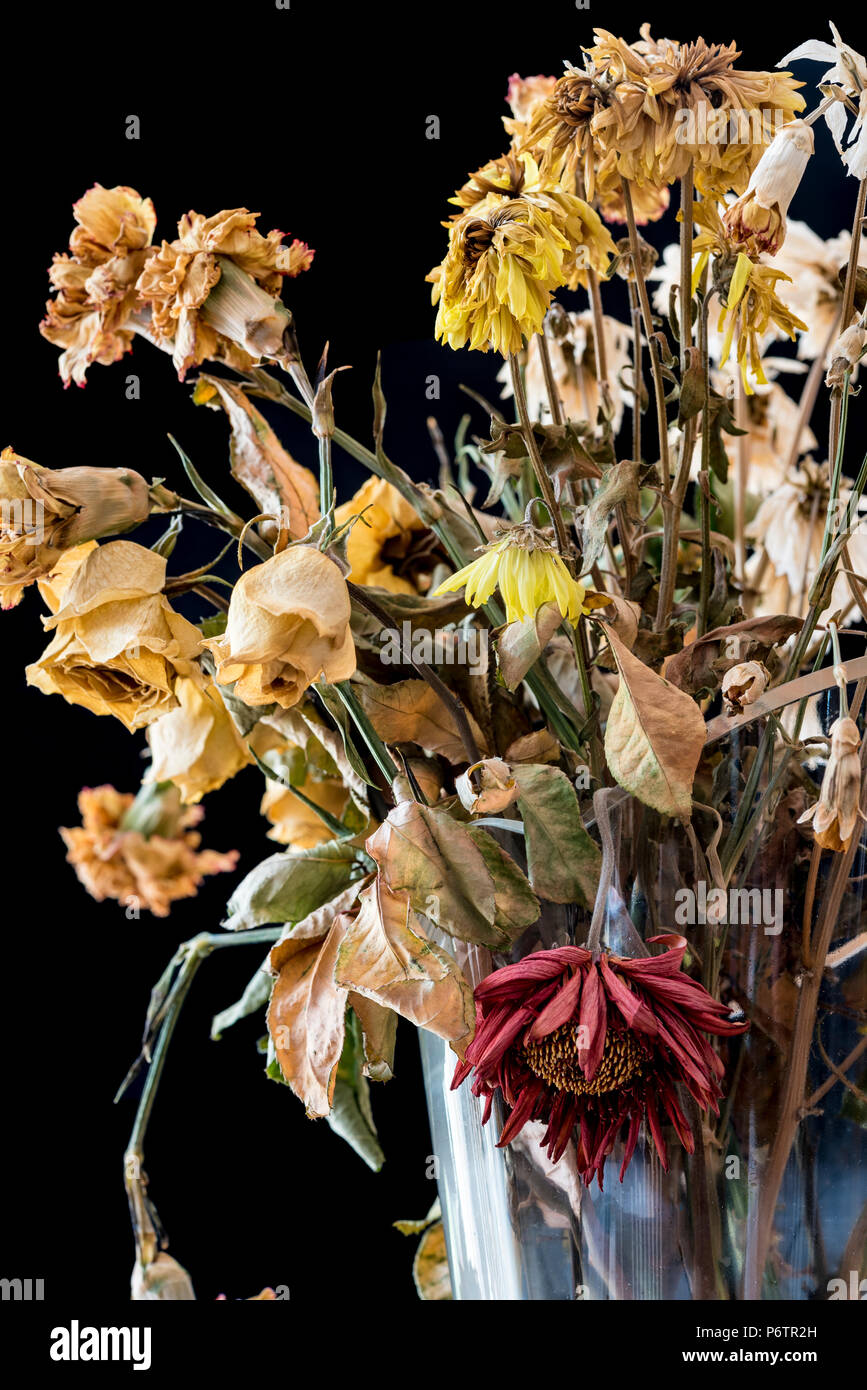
[452,935,747,1188]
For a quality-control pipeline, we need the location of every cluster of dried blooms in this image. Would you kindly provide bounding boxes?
[8,19,867,1302]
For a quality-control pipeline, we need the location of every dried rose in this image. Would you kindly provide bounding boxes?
[721,660,771,712]
[798,716,864,852]
[146,679,252,805]
[204,546,355,709]
[26,541,202,730]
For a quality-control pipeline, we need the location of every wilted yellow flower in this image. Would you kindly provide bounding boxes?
[136,208,313,380]
[40,184,156,386]
[450,150,614,290]
[798,717,864,852]
[429,197,570,355]
[0,447,150,608]
[717,253,807,391]
[333,477,425,594]
[261,771,349,847]
[526,28,804,198]
[61,783,237,918]
[26,540,202,730]
[204,546,355,708]
[146,679,252,805]
[433,524,589,625]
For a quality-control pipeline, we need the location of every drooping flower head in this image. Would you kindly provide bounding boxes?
[136,207,314,380]
[61,783,237,918]
[433,523,590,626]
[453,937,748,1187]
[449,150,615,290]
[40,184,157,386]
[525,27,804,199]
[798,716,864,852]
[428,197,570,355]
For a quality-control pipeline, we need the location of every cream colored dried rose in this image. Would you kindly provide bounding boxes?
[40,184,157,386]
[147,679,252,805]
[136,207,314,380]
[721,660,771,713]
[204,546,355,709]
[798,716,864,852]
[26,540,202,730]
[0,447,150,608]
[61,784,237,918]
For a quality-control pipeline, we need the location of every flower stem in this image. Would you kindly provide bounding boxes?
[537,330,565,426]
[620,177,671,492]
[679,162,695,373]
[509,352,571,559]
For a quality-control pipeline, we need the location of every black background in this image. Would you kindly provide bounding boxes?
[1,0,859,1309]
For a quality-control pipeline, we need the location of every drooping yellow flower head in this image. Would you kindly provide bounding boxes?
[691,202,808,391]
[429,197,570,356]
[450,150,615,290]
[433,526,589,626]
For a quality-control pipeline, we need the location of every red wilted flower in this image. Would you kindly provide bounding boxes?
[452,935,747,1188]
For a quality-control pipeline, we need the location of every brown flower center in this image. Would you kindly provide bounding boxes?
[522,1023,645,1096]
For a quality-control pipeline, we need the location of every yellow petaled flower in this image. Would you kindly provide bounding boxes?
[136,207,314,380]
[26,540,203,730]
[40,184,157,387]
[203,545,356,709]
[450,150,614,290]
[146,678,252,805]
[717,253,807,392]
[525,27,804,198]
[60,784,237,918]
[333,477,425,594]
[433,527,589,626]
[429,197,570,355]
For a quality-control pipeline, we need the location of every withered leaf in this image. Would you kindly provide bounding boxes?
[511,764,601,906]
[197,375,319,537]
[366,802,504,946]
[326,1008,385,1171]
[413,1222,452,1301]
[267,916,349,1118]
[354,677,487,764]
[581,460,641,573]
[603,627,706,819]
[496,603,562,691]
[334,879,475,1056]
[348,993,397,1082]
[664,615,803,696]
[226,840,365,931]
[464,825,541,935]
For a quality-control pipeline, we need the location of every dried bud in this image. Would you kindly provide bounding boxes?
[1,448,150,607]
[613,234,658,281]
[721,660,770,713]
[723,121,814,257]
[456,757,517,815]
[825,321,867,388]
[798,716,864,852]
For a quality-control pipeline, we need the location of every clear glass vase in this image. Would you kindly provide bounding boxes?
[420,753,867,1301]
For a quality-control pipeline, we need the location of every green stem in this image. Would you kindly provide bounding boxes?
[330,681,399,784]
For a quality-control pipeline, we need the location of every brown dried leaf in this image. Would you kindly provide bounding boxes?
[267,917,349,1118]
[366,801,505,946]
[334,879,476,1056]
[604,627,706,820]
[354,677,487,763]
[496,602,562,691]
[413,1221,452,1300]
[198,375,320,537]
[348,994,397,1082]
[664,615,803,696]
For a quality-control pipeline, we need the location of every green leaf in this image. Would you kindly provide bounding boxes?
[167,433,241,519]
[225,840,366,931]
[326,1010,385,1171]
[511,764,601,907]
[211,956,273,1040]
[465,825,541,936]
[315,683,379,787]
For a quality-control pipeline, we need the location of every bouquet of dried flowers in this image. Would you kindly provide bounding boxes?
[9,19,867,1301]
